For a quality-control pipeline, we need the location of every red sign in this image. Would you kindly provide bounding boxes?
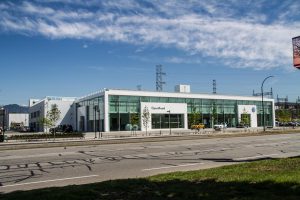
[293,36,300,68]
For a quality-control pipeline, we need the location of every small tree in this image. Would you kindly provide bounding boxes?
[188,106,201,128]
[211,102,218,128]
[130,113,139,135]
[46,104,61,140]
[241,114,251,127]
[142,106,150,136]
[276,109,292,123]
[39,117,52,140]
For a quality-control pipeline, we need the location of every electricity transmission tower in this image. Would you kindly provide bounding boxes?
[156,65,166,92]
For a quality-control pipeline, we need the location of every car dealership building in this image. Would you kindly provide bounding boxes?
[73,87,275,133]
[29,86,275,133]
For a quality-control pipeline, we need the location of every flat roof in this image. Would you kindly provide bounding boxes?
[77,88,274,102]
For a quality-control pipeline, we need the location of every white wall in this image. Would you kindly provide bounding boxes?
[237,105,257,127]
[77,106,87,131]
[29,99,45,132]
[140,102,188,131]
[7,113,29,130]
[29,98,75,132]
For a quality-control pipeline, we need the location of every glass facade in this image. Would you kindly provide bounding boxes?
[77,96,104,132]
[75,93,274,132]
[152,114,184,129]
[108,95,274,131]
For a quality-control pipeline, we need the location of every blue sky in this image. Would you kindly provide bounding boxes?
[0,0,300,105]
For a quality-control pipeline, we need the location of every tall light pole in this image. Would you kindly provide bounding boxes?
[98,106,102,138]
[94,105,98,139]
[0,107,5,142]
[167,110,171,135]
[261,76,274,132]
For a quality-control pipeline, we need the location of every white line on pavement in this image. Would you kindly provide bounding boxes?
[142,163,204,171]
[234,154,279,161]
[0,175,99,188]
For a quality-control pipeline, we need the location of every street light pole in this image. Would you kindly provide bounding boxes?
[261,76,274,132]
[0,108,5,142]
[99,107,102,138]
[94,105,98,139]
[167,110,171,135]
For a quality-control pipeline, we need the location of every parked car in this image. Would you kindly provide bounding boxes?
[50,124,73,133]
[191,124,205,130]
[236,123,249,128]
[19,126,31,132]
[214,123,227,130]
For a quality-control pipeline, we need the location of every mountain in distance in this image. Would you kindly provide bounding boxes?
[3,104,29,113]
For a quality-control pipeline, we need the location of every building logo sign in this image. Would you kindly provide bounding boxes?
[252,107,256,113]
[151,106,165,110]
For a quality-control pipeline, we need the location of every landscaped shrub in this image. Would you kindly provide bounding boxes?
[8,132,85,140]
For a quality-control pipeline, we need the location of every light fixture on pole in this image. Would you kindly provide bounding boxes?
[261,76,274,132]
[0,107,5,142]
[94,105,98,139]
[98,106,102,138]
[167,110,171,135]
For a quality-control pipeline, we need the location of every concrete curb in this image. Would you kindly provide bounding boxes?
[1,129,300,151]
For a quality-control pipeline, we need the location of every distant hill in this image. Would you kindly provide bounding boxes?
[3,104,29,113]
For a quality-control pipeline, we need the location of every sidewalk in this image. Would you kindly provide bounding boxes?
[0,127,299,150]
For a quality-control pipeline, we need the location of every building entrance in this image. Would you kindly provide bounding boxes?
[151,114,184,129]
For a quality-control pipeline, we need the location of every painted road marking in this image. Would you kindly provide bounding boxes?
[0,175,99,188]
[142,163,204,171]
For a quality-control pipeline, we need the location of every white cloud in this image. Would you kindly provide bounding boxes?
[0,0,299,70]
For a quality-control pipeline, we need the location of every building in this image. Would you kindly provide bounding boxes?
[0,107,5,130]
[29,96,76,132]
[74,88,275,132]
[6,113,29,130]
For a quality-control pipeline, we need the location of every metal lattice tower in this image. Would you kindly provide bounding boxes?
[253,87,273,98]
[156,65,166,92]
[137,85,142,91]
[213,80,216,94]
[276,95,288,103]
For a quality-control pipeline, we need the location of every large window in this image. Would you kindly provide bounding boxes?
[77,96,104,132]
[108,95,274,131]
[151,114,184,129]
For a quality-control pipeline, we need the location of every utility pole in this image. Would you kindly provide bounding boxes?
[213,80,217,94]
[156,65,166,92]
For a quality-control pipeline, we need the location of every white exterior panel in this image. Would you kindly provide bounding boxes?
[140,102,188,131]
[7,113,29,130]
[237,105,257,127]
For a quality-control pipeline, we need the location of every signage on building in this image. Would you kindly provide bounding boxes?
[151,106,165,110]
[141,102,187,114]
[292,36,300,68]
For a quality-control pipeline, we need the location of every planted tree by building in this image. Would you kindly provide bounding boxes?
[47,104,61,140]
[211,102,218,128]
[39,117,52,140]
[130,113,139,135]
[142,106,150,136]
[188,106,201,128]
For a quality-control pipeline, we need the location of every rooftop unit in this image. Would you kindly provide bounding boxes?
[175,84,190,93]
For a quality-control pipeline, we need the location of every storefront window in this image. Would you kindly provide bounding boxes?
[151,114,184,129]
[107,95,274,131]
